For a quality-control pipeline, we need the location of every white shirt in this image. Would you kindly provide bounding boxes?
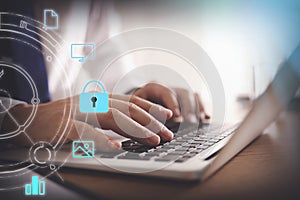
[0,0,134,129]
[38,0,133,99]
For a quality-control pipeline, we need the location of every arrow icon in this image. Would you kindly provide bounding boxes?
[0,69,4,79]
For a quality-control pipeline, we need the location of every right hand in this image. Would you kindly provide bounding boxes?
[2,94,174,151]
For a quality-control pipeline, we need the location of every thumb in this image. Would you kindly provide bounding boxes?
[68,120,121,152]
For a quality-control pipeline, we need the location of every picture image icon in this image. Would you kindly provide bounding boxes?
[43,9,58,30]
[71,43,94,62]
[72,140,95,158]
[25,176,46,196]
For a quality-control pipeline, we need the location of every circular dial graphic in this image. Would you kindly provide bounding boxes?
[0,12,72,190]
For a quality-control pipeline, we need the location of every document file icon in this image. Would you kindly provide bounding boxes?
[43,9,58,30]
[72,140,94,158]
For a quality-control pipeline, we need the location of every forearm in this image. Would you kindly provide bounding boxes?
[0,97,26,132]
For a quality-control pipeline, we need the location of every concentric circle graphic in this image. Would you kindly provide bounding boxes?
[29,142,55,168]
[0,89,12,114]
[0,12,72,190]
[0,12,227,188]
[0,62,39,139]
[74,27,226,173]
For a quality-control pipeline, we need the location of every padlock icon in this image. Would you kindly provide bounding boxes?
[79,80,109,113]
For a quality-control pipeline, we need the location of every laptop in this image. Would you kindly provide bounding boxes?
[1,57,299,181]
[53,55,299,180]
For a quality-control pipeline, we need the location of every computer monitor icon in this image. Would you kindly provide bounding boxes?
[71,43,94,62]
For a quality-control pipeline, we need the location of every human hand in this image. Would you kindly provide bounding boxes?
[133,83,210,123]
[2,94,173,151]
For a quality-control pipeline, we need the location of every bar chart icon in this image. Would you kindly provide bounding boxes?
[25,176,46,196]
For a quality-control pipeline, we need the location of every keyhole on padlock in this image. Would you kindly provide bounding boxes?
[91,96,97,108]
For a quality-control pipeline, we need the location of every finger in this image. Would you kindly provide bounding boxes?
[157,88,181,118]
[67,119,121,152]
[66,93,173,122]
[134,83,181,117]
[67,94,170,145]
[194,93,210,121]
[110,94,173,121]
[175,89,198,123]
[110,99,173,141]
[76,108,161,146]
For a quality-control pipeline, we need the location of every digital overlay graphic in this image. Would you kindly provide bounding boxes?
[0,12,72,192]
[24,176,46,196]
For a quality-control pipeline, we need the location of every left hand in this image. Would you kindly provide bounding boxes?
[133,83,210,123]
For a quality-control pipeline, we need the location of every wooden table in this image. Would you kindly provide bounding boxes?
[54,110,300,200]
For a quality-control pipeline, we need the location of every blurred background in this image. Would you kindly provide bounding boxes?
[113,0,300,92]
[35,0,300,121]
[107,0,300,120]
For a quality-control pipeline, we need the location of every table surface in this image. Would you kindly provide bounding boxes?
[53,108,300,200]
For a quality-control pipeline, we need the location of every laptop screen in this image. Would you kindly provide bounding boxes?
[203,44,300,180]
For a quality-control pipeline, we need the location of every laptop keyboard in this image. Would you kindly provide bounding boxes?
[96,123,237,163]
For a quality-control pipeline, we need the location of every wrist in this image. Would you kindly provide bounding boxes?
[1,103,31,132]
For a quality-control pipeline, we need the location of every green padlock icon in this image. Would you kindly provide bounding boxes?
[80,80,109,113]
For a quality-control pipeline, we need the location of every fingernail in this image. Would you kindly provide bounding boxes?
[166,109,173,118]
[186,113,197,123]
[159,106,173,118]
[162,127,174,140]
[108,140,121,149]
[149,135,160,146]
[199,112,210,120]
[174,108,181,117]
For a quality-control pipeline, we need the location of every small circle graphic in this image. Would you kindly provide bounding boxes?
[29,142,55,168]
[49,164,56,170]
[46,55,52,62]
[31,97,40,105]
